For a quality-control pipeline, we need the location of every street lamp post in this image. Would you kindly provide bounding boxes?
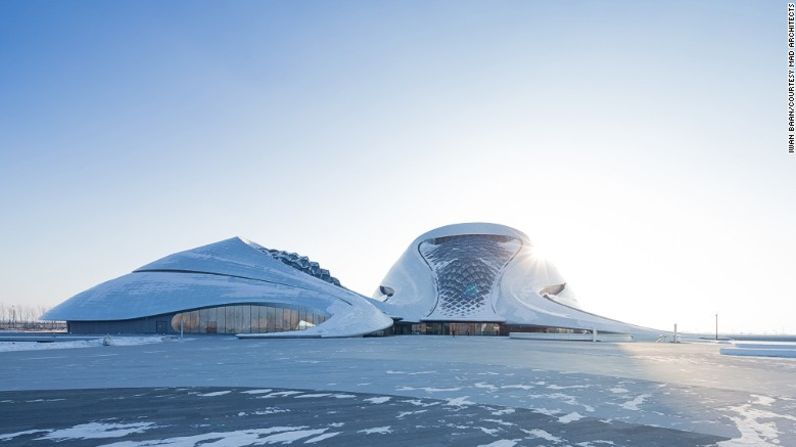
[715,314,718,341]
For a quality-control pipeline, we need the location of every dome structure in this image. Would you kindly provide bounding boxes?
[43,237,393,338]
[373,223,652,335]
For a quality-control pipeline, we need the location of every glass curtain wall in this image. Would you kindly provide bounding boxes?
[171,304,329,334]
[396,322,502,336]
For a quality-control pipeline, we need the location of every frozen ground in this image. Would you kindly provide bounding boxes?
[1,336,795,446]
[0,387,723,446]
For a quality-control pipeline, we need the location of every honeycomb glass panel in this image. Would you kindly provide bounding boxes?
[419,234,521,318]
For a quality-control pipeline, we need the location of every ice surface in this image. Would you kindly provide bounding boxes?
[95,426,317,447]
[4,336,796,446]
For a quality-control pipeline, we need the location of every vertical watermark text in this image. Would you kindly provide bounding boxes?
[787,3,795,154]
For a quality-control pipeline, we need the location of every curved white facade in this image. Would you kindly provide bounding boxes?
[374,223,653,335]
[44,224,655,338]
[43,237,393,338]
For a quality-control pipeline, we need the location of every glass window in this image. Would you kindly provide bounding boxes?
[170,304,329,334]
[198,308,208,333]
[242,306,251,334]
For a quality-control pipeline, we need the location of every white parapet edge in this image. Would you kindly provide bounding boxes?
[720,347,796,359]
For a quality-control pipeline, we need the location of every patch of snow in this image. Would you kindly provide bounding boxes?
[477,440,520,447]
[253,407,290,415]
[558,412,585,424]
[259,391,303,398]
[608,387,628,394]
[445,396,475,407]
[397,409,428,418]
[717,402,796,447]
[103,336,171,347]
[241,389,272,395]
[482,418,514,426]
[532,392,595,412]
[619,394,650,411]
[396,386,462,392]
[751,394,775,406]
[198,390,231,397]
[257,428,328,444]
[547,384,590,390]
[363,396,391,404]
[522,428,562,442]
[500,384,533,390]
[478,426,501,435]
[304,432,341,443]
[38,422,157,440]
[532,407,562,416]
[294,393,331,398]
[401,399,440,407]
[0,429,50,441]
[0,340,102,352]
[97,426,312,447]
[357,426,392,435]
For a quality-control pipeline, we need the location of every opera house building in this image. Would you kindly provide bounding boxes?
[43,223,655,339]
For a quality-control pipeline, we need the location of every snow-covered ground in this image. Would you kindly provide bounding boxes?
[0,336,175,352]
[0,386,726,446]
[1,336,795,446]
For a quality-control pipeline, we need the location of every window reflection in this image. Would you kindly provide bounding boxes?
[170,304,329,334]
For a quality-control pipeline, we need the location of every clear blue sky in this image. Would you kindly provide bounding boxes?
[1,0,792,334]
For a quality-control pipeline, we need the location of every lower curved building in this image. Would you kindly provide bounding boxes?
[372,223,654,337]
[42,237,393,338]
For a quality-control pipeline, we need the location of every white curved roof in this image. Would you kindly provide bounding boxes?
[43,237,392,337]
[374,223,655,335]
[412,222,532,245]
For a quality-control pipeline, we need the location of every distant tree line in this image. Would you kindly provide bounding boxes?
[0,303,65,331]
